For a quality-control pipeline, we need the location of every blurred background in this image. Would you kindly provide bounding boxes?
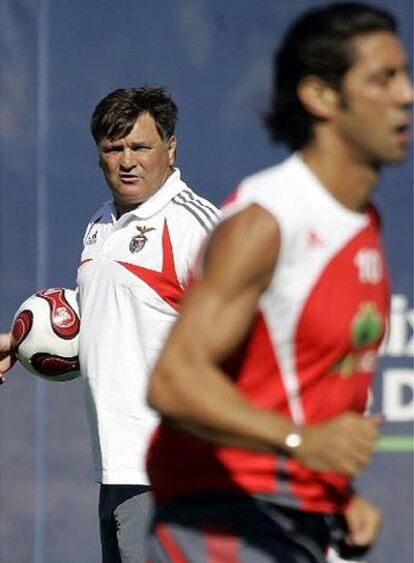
[1,1,412,561]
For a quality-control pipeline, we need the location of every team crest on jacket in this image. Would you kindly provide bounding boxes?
[129,226,155,253]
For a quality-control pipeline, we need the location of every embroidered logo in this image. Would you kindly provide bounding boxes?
[85,231,98,245]
[331,302,383,378]
[129,226,156,253]
[119,220,183,311]
[84,215,102,246]
[352,302,384,349]
[306,229,325,247]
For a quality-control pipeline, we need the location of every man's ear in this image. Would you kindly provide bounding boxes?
[297,76,339,120]
[168,136,177,167]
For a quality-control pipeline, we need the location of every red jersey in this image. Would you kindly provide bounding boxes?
[147,154,390,514]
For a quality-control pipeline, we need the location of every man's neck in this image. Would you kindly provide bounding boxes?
[300,138,380,213]
[114,166,175,218]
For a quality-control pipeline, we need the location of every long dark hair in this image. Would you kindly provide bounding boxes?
[264,2,396,151]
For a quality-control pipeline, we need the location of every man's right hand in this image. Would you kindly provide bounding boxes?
[0,332,16,384]
[295,412,383,476]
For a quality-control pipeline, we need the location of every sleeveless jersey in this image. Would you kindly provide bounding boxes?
[147,154,390,513]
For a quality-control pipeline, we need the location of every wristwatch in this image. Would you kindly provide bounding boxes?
[284,427,303,451]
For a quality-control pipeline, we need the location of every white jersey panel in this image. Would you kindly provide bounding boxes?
[77,169,219,484]
[224,154,370,424]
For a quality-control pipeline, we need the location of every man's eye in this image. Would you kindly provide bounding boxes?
[376,76,391,86]
[132,145,150,151]
[102,146,122,153]
[373,70,395,87]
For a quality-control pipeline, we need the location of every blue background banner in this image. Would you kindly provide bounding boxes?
[1,1,412,562]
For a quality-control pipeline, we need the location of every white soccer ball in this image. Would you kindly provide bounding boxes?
[11,288,81,382]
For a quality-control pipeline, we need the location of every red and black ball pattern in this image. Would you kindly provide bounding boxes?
[11,309,33,348]
[31,353,80,376]
[11,287,81,381]
[36,288,80,339]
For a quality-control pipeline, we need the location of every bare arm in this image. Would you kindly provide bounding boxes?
[148,205,382,475]
[149,205,289,448]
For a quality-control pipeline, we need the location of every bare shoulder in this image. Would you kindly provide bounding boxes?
[214,203,279,246]
[203,204,280,292]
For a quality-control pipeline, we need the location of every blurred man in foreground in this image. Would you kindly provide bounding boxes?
[145,4,412,562]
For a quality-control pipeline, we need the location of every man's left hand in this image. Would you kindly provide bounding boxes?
[344,494,382,547]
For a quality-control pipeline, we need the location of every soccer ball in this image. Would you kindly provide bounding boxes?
[11,288,81,381]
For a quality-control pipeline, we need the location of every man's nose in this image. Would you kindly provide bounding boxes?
[397,73,414,106]
[119,149,136,169]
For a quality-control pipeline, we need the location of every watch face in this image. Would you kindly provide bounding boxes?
[285,431,302,449]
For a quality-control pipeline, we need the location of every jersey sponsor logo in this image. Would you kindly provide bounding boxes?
[331,302,384,378]
[351,302,384,348]
[354,248,383,283]
[129,225,156,253]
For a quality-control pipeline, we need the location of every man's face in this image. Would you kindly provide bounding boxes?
[334,31,413,166]
[98,112,176,215]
